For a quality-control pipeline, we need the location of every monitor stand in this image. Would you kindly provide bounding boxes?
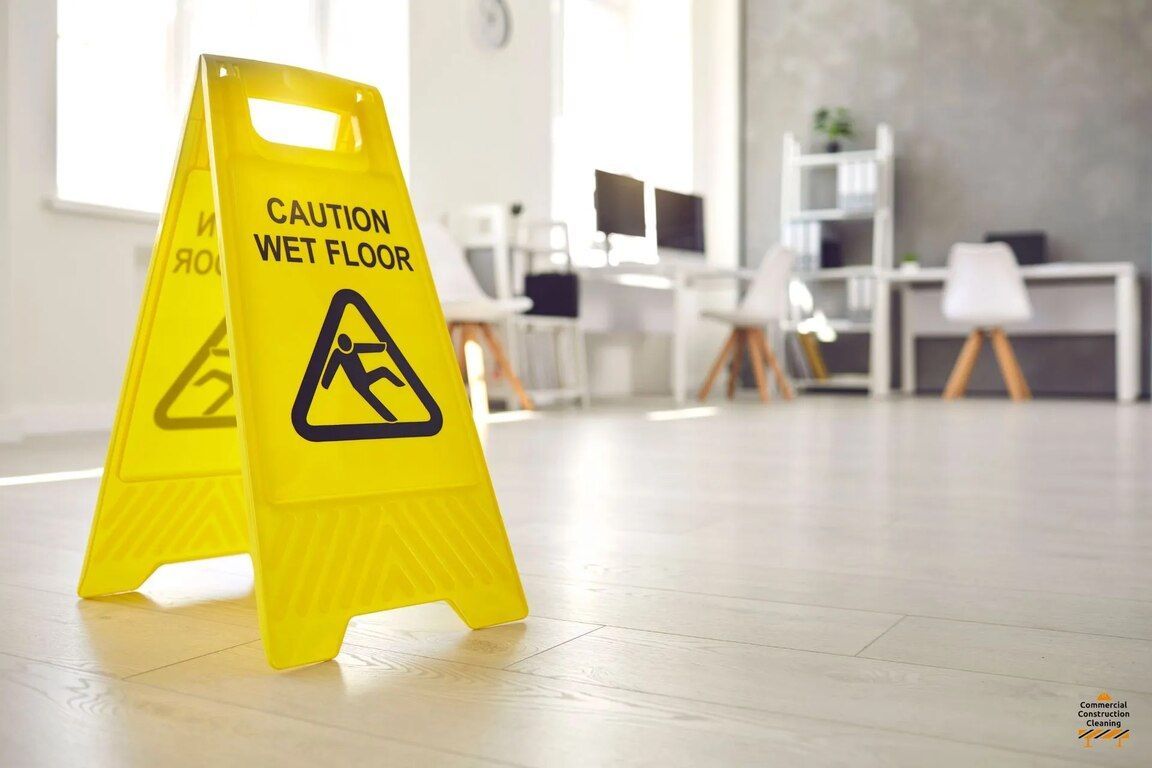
[595,232,661,268]
[597,231,614,265]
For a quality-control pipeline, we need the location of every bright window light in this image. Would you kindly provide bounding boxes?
[797,310,839,343]
[789,279,815,313]
[56,0,177,212]
[554,0,694,266]
[645,406,717,421]
[248,99,347,150]
[0,467,104,487]
[464,339,489,423]
[56,0,409,214]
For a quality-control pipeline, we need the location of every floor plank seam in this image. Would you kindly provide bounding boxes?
[515,564,1152,607]
[339,639,529,673]
[898,613,1152,644]
[499,624,606,670]
[517,572,1152,636]
[0,649,128,683]
[525,613,895,660]
[856,650,1152,696]
[520,573,911,618]
[320,634,612,676]
[852,615,907,657]
[121,638,262,681]
[856,652,1152,695]
[1,581,263,633]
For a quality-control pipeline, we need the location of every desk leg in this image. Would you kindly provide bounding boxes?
[1116,274,1139,403]
[870,277,891,396]
[900,286,916,395]
[671,271,688,405]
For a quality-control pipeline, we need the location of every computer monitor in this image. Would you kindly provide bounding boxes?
[594,170,645,237]
[984,231,1047,265]
[654,188,705,254]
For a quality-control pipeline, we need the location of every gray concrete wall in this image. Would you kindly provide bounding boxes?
[742,0,1152,394]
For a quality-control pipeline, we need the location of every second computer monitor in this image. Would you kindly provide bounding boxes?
[654,188,705,254]
[594,170,646,237]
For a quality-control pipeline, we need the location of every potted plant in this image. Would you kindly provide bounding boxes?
[813,107,855,153]
[900,252,920,272]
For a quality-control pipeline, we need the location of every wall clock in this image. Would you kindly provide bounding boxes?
[470,0,512,50]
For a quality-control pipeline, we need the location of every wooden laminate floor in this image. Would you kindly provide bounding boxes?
[1,397,1149,766]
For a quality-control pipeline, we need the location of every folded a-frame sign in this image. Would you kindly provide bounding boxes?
[78,55,527,669]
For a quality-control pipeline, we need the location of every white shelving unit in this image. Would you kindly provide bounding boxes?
[779,124,895,395]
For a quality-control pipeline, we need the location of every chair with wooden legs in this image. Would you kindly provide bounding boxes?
[444,321,533,409]
[941,242,1033,401]
[698,245,795,403]
[419,215,535,410]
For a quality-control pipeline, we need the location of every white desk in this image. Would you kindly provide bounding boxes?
[888,262,1139,402]
[578,262,746,403]
[580,261,1140,404]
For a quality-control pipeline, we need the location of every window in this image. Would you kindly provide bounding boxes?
[56,0,409,214]
[553,0,694,265]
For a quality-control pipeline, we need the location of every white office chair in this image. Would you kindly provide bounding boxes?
[698,244,795,403]
[420,215,535,410]
[941,242,1033,401]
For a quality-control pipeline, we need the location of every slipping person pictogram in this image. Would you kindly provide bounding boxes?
[321,333,406,422]
[292,288,442,442]
[196,345,233,415]
[155,319,237,430]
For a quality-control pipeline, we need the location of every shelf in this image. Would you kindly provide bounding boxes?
[514,246,570,255]
[791,149,879,168]
[787,208,876,222]
[791,265,878,281]
[793,374,872,391]
[781,318,871,333]
[779,124,893,399]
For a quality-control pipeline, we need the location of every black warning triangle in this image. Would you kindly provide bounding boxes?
[292,289,443,442]
[154,319,237,430]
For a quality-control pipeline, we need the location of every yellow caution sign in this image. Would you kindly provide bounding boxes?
[78,55,528,668]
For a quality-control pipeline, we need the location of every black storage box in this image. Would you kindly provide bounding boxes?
[524,272,579,318]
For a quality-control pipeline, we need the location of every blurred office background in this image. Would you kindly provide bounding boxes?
[1,1,1149,438]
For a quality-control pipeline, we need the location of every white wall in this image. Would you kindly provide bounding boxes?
[607,0,743,396]
[0,0,740,439]
[0,0,13,439]
[688,0,742,377]
[408,0,555,220]
[693,0,740,273]
[1,0,156,441]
